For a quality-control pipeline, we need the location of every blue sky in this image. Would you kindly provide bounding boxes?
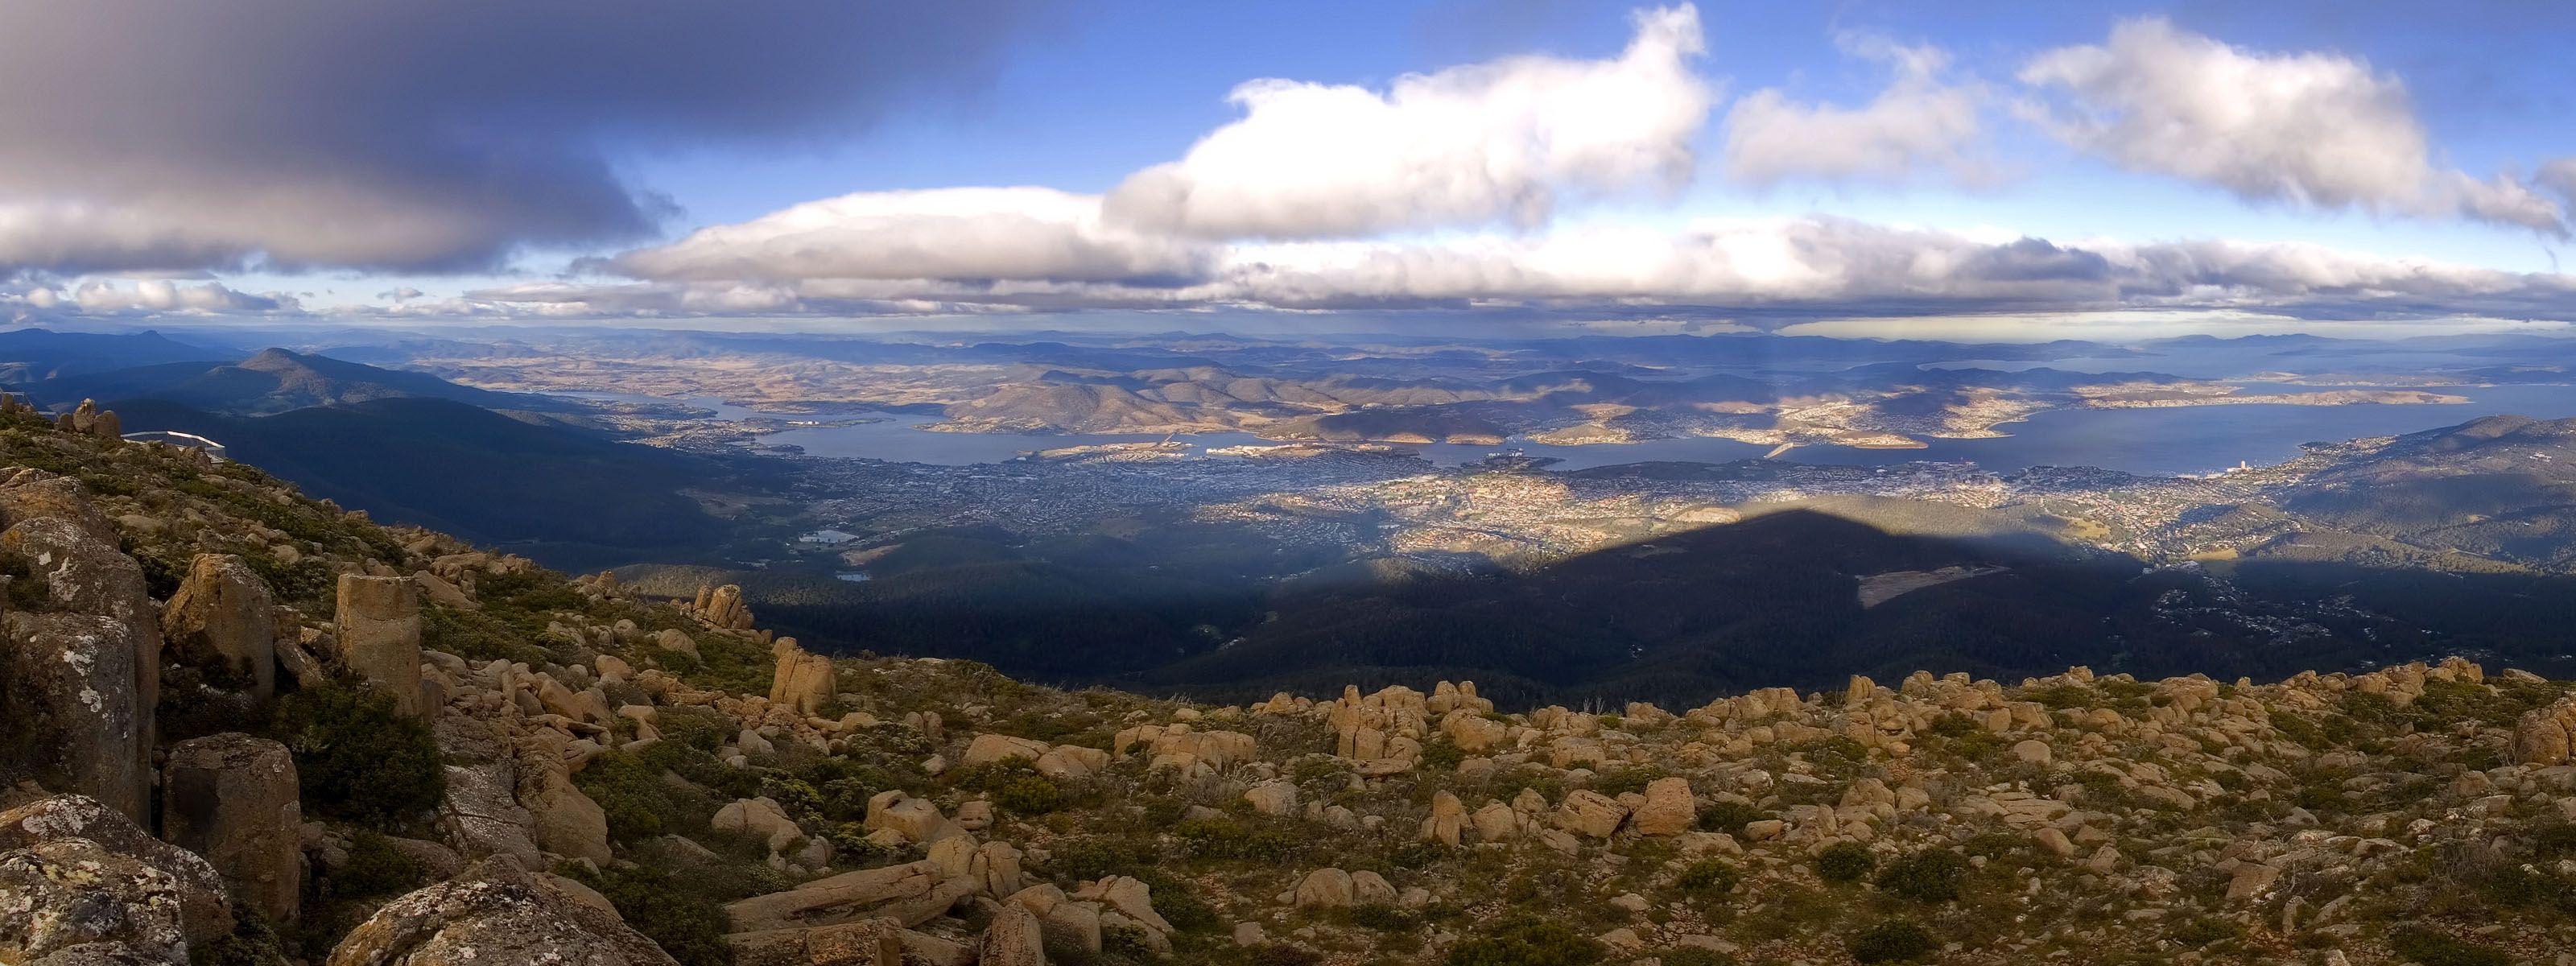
[2,1,2571,338]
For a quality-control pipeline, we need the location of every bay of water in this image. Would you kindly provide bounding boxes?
[568,386,2576,478]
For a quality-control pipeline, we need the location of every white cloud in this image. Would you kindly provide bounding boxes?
[1100,5,1713,239]
[1721,35,1991,187]
[564,208,2576,323]
[613,188,1211,284]
[2540,158,2576,205]
[6,278,295,314]
[2018,18,2566,234]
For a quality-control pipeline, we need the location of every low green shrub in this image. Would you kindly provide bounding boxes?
[2388,927,2510,966]
[1873,849,1968,903]
[1816,841,1877,881]
[1174,817,1302,863]
[1695,800,1767,835]
[1443,917,1605,966]
[562,863,734,966]
[269,683,444,825]
[575,749,675,844]
[1591,765,1672,799]
[1847,920,1937,964]
[1674,859,1742,898]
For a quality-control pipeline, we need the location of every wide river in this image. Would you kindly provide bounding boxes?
[563,385,2576,477]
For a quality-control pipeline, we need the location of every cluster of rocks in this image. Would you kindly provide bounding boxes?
[0,392,123,441]
[686,582,758,630]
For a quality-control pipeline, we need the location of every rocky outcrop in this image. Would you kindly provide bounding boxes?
[0,795,233,961]
[335,574,425,716]
[768,638,836,716]
[690,584,755,630]
[327,857,679,966]
[2512,692,2576,766]
[724,859,971,933]
[160,554,278,699]
[160,734,304,923]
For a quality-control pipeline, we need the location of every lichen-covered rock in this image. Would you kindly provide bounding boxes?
[326,857,679,966]
[0,837,191,964]
[2,613,151,822]
[159,554,277,700]
[160,734,303,923]
[0,795,232,957]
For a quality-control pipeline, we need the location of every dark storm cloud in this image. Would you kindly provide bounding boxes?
[0,0,1059,275]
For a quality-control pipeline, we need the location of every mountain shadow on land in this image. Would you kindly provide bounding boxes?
[1144,509,2576,707]
[637,506,2576,708]
[106,397,742,566]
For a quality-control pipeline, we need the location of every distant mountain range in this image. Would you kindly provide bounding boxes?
[0,328,229,382]
[17,346,575,417]
[0,341,763,564]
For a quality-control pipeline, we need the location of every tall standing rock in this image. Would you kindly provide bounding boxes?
[770,638,836,716]
[162,733,305,922]
[2,612,151,823]
[163,554,279,699]
[0,477,160,822]
[336,574,425,716]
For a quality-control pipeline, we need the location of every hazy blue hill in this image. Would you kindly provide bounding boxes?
[25,347,572,416]
[2281,415,2576,569]
[0,328,229,381]
[107,397,737,563]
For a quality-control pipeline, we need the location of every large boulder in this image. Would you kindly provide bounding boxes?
[0,837,192,964]
[768,640,836,716]
[0,490,159,821]
[724,859,969,933]
[1631,777,1697,836]
[524,772,613,866]
[1554,791,1629,839]
[1293,868,1354,909]
[980,906,1046,966]
[161,734,304,923]
[327,857,679,966]
[0,795,233,958]
[159,554,277,700]
[335,575,424,716]
[2512,693,2576,766]
[1,613,152,821]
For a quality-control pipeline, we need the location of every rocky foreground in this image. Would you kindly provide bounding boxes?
[2,404,2575,966]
